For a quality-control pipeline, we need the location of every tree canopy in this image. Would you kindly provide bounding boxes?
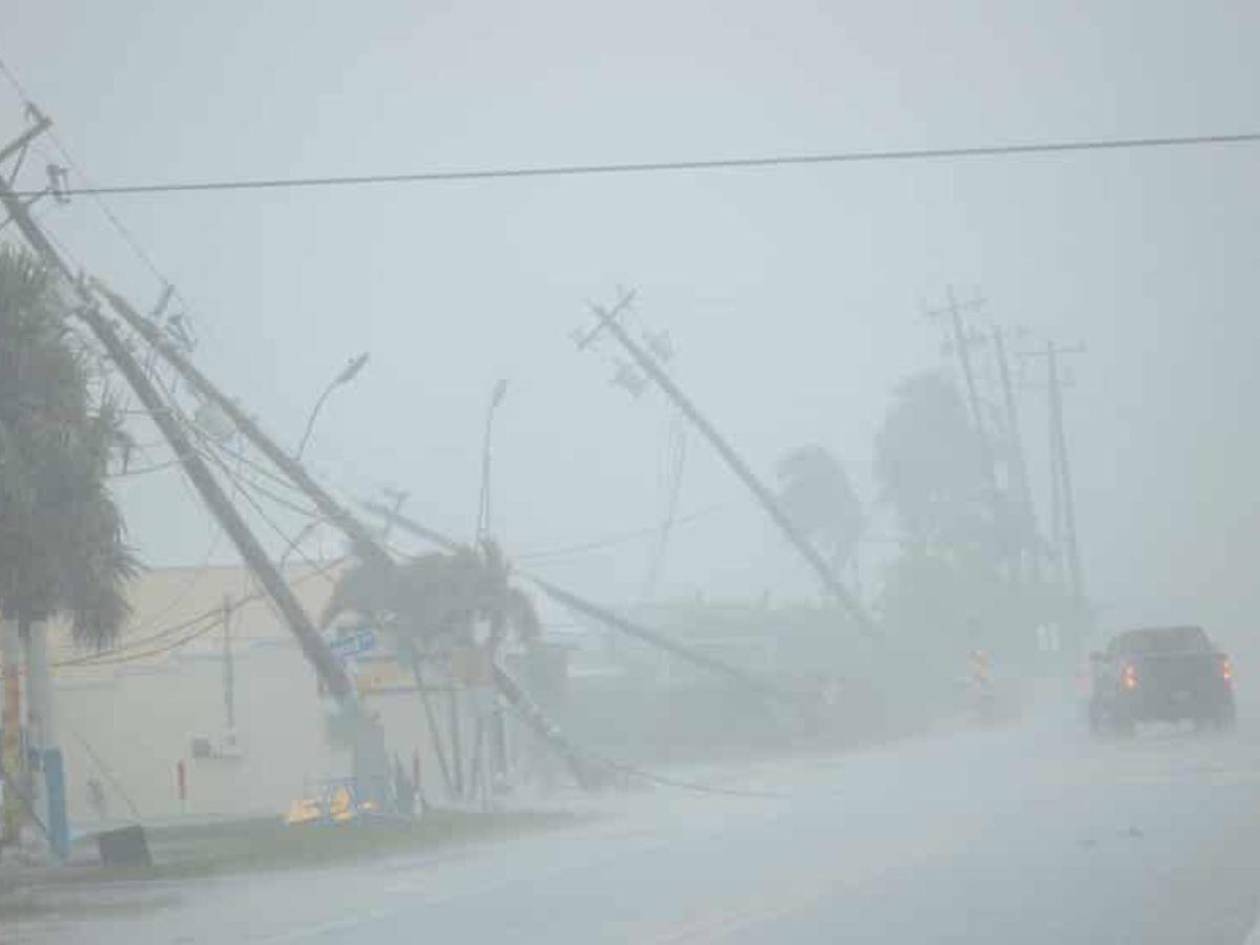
[775,444,865,570]
[0,246,136,646]
[873,372,997,557]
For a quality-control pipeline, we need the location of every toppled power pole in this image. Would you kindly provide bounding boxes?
[577,293,875,637]
[363,502,799,706]
[0,123,354,704]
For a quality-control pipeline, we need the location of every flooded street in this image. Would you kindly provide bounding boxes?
[14,695,1260,944]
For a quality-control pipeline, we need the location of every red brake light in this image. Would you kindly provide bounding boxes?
[1222,658,1233,684]
[1122,664,1138,690]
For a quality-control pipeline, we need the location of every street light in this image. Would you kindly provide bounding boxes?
[296,353,369,460]
[474,379,508,540]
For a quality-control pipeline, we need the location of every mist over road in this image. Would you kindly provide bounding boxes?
[16,694,1260,944]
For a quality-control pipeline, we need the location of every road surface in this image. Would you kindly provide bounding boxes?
[11,694,1260,943]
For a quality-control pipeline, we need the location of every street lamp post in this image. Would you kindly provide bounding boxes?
[472,379,508,797]
[296,353,369,461]
[474,379,509,540]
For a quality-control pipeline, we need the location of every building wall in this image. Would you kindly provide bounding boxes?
[44,564,453,825]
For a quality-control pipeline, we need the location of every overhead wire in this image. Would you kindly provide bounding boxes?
[6,130,1259,200]
[0,52,220,361]
[194,436,330,574]
[56,556,345,667]
[514,504,726,563]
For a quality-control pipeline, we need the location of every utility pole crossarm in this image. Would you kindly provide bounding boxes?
[587,304,876,637]
[0,114,51,170]
[0,152,354,704]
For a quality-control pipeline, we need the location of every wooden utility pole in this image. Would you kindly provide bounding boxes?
[926,290,1008,563]
[1021,341,1087,616]
[991,326,1040,583]
[933,288,991,449]
[0,123,354,704]
[580,296,876,637]
[90,284,391,572]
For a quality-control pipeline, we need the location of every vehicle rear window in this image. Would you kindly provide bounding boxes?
[1110,626,1210,654]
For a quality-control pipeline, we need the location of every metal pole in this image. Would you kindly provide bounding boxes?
[475,380,508,541]
[296,353,368,461]
[296,383,337,461]
[24,621,52,753]
[1,619,22,844]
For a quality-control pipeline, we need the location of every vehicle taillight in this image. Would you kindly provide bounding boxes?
[1222,658,1233,684]
[1122,664,1138,690]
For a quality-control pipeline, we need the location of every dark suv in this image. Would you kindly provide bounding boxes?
[1088,625,1235,736]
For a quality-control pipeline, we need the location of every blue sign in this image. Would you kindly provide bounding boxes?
[330,628,377,658]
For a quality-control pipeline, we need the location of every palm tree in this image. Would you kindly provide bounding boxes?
[321,538,549,796]
[0,245,137,647]
[775,444,866,572]
[0,245,137,844]
[320,539,540,659]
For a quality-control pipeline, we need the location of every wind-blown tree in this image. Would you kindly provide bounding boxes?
[321,539,556,794]
[873,372,998,557]
[775,445,865,571]
[0,246,136,649]
[319,539,540,658]
[873,372,1028,660]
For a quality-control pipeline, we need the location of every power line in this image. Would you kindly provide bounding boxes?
[107,457,186,479]
[0,53,214,359]
[56,557,344,667]
[7,131,1260,200]
[514,504,725,562]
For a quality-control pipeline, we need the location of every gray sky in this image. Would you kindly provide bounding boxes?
[3,2,1258,646]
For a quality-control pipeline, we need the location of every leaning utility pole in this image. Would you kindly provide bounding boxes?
[930,288,991,446]
[90,284,391,572]
[363,502,799,705]
[1021,341,1087,617]
[0,117,354,703]
[89,284,599,790]
[991,326,1040,584]
[577,294,875,637]
[926,290,1006,557]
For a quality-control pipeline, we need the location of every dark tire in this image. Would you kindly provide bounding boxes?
[1216,701,1237,732]
[1113,715,1137,738]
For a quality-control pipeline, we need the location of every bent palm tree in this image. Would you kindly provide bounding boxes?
[320,538,540,659]
[0,246,136,844]
[322,539,594,792]
[0,245,136,647]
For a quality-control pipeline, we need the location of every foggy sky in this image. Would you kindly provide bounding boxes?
[3,2,1258,649]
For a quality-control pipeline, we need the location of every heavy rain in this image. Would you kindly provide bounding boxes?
[2,4,1259,943]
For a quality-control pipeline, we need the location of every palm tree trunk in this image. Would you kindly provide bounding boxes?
[403,645,455,800]
[1,617,23,844]
[447,681,465,800]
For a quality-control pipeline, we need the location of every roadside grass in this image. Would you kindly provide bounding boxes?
[0,807,585,917]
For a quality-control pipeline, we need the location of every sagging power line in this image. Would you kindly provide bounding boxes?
[6,131,1260,199]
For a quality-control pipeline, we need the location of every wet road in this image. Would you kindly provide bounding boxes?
[14,697,1260,944]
